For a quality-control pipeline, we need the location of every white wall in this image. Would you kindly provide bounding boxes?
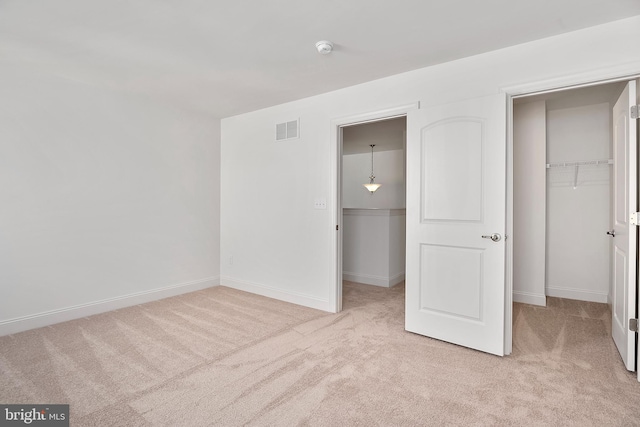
[342,209,405,287]
[546,103,611,302]
[388,212,406,284]
[342,150,405,209]
[0,66,221,334]
[220,17,640,312]
[513,100,547,306]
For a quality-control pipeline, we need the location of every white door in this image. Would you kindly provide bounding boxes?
[405,93,507,356]
[611,80,638,372]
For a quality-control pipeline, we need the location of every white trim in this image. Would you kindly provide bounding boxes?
[332,123,343,313]
[343,208,406,217]
[546,286,608,304]
[513,291,546,307]
[220,276,332,312]
[330,103,418,313]
[0,276,220,337]
[504,92,514,356]
[504,67,640,98]
[343,271,405,288]
[331,103,420,128]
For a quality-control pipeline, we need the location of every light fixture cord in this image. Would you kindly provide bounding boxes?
[370,144,375,182]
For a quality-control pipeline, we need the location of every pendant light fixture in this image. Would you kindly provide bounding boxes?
[363,144,381,193]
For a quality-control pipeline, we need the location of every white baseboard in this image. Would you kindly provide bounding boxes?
[513,291,546,306]
[545,286,608,303]
[220,276,332,312]
[343,271,405,288]
[0,276,220,337]
[389,273,405,287]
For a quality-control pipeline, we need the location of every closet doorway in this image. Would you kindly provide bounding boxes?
[340,117,407,298]
[512,79,638,371]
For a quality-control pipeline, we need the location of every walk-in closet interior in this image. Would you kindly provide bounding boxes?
[513,82,628,306]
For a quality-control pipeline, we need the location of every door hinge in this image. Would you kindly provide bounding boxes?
[631,212,640,226]
[630,318,639,333]
[632,105,639,120]
[336,225,339,231]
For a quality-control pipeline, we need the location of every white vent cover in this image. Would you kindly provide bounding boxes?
[275,119,299,141]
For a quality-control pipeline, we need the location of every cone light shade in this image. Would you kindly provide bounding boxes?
[363,144,381,193]
[364,183,382,192]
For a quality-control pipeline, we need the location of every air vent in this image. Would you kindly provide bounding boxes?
[275,119,299,141]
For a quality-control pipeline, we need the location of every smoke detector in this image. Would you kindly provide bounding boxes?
[315,41,333,55]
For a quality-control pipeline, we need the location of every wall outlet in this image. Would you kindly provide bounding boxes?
[229,255,233,265]
[314,198,327,209]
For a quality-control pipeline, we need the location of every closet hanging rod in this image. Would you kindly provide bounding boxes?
[546,159,613,169]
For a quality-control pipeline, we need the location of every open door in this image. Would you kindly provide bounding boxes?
[405,93,507,356]
[611,80,638,373]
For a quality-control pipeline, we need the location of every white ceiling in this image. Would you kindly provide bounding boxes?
[2,1,639,119]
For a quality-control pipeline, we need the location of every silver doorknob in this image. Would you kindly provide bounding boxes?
[606,230,616,237]
[481,233,502,242]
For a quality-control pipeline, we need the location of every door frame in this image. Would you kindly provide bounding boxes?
[330,102,419,313]
[504,70,640,355]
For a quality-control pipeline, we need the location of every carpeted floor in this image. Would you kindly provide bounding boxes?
[1,281,639,426]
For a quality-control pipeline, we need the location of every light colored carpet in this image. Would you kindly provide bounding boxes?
[1,281,639,426]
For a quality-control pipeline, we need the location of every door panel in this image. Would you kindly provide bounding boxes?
[611,80,637,372]
[406,93,506,356]
[420,244,483,320]
[422,119,483,222]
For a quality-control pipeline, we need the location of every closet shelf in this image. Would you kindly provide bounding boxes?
[546,159,613,169]
[546,159,612,189]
